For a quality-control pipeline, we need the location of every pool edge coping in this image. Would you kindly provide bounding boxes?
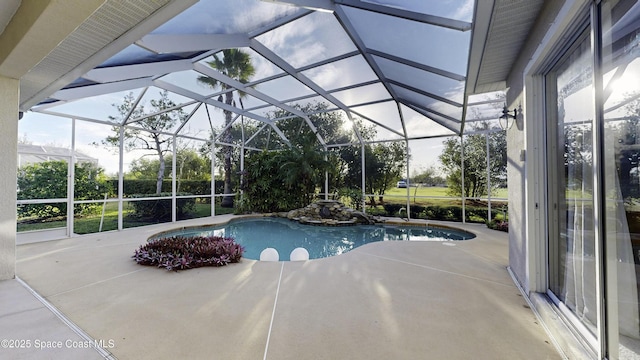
[147,214,478,244]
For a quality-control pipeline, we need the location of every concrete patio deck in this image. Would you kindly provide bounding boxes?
[3,216,562,359]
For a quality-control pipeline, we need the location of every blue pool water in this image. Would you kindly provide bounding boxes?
[152,217,475,261]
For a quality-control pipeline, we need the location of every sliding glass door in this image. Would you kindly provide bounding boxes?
[546,28,598,340]
[544,1,640,357]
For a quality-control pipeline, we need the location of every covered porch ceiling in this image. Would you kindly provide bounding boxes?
[2,0,545,146]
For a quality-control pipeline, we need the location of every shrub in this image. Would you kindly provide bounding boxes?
[133,236,244,271]
[383,203,405,215]
[424,205,444,220]
[337,187,364,209]
[409,205,425,219]
[464,207,488,223]
[487,220,509,232]
[128,193,195,221]
[17,160,113,219]
[243,150,311,212]
[377,203,501,224]
[367,207,387,216]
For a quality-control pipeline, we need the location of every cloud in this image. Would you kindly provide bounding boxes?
[450,0,474,22]
[232,1,301,33]
[257,13,324,68]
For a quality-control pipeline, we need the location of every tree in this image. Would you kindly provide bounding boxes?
[412,166,446,186]
[277,132,330,206]
[341,142,406,205]
[124,157,160,180]
[174,149,211,181]
[198,49,255,207]
[609,92,640,198]
[439,127,506,198]
[74,162,114,202]
[243,150,295,212]
[265,103,355,194]
[125,149,211,194]
[268,102,352,145]
[105,90,188,194]
[231,100,407,208]
[563,125,593,191]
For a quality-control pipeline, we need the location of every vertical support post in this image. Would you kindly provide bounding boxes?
[324,149,329,200]
[211,140,216,217]
[118,126,124,231]
[240,117,245,202]
[361,143,366,213]
[461,134,466,223]
[172,135,177,223]
[591,4,610,358]
[68,119,76,236]
[405,140,411,220]
[486,132,492,222]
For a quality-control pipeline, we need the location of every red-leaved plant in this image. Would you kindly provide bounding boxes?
[133,236,244,271]
[486,220,509,232]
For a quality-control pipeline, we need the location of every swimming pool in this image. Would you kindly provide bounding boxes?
[152,217,475,261]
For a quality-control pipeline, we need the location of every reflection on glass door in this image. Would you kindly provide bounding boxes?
[546,31,598,337]
[602,0,640,357]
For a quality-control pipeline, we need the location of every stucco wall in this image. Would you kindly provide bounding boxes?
[506,107,527,286]
[504,0,577,290]
[0,76,18,280]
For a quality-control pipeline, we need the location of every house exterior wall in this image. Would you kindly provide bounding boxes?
[506,0,582,293]
[0,76,19,280]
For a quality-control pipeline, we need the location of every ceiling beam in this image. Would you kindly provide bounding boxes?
[333,5,404,140]
[259,0,335,12]
[157,75,294,145]
[83,59,193,83]
[367,49,466,82]
[194,61,327,147]
[48,78,154,102]
[137,34,250,53]
[403,101,460,134]
[154,79,273,125]
[251,40,354,117]
[335,0,472,32]
[386,79,463,108]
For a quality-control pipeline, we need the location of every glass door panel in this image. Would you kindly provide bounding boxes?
[547,31,598,336]
[601,0,640,357]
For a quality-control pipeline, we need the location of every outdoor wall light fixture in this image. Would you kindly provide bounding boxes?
[498,105,517,130]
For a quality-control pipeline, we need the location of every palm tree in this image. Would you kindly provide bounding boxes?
[278,133,330,207]
[198,49,255,207]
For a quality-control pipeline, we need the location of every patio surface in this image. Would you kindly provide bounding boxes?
[3,215,562,359]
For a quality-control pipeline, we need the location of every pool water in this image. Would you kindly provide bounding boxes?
[153,217,475,261]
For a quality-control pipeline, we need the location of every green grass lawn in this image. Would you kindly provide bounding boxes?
[376,186,508,207]
[17,201,230,234]
[385,186,508,198]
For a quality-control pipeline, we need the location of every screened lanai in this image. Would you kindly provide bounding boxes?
[16,0,512,239]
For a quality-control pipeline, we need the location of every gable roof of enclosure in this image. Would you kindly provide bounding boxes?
[20,0,543,146]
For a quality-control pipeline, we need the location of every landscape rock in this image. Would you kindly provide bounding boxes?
[280,200,378,226]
